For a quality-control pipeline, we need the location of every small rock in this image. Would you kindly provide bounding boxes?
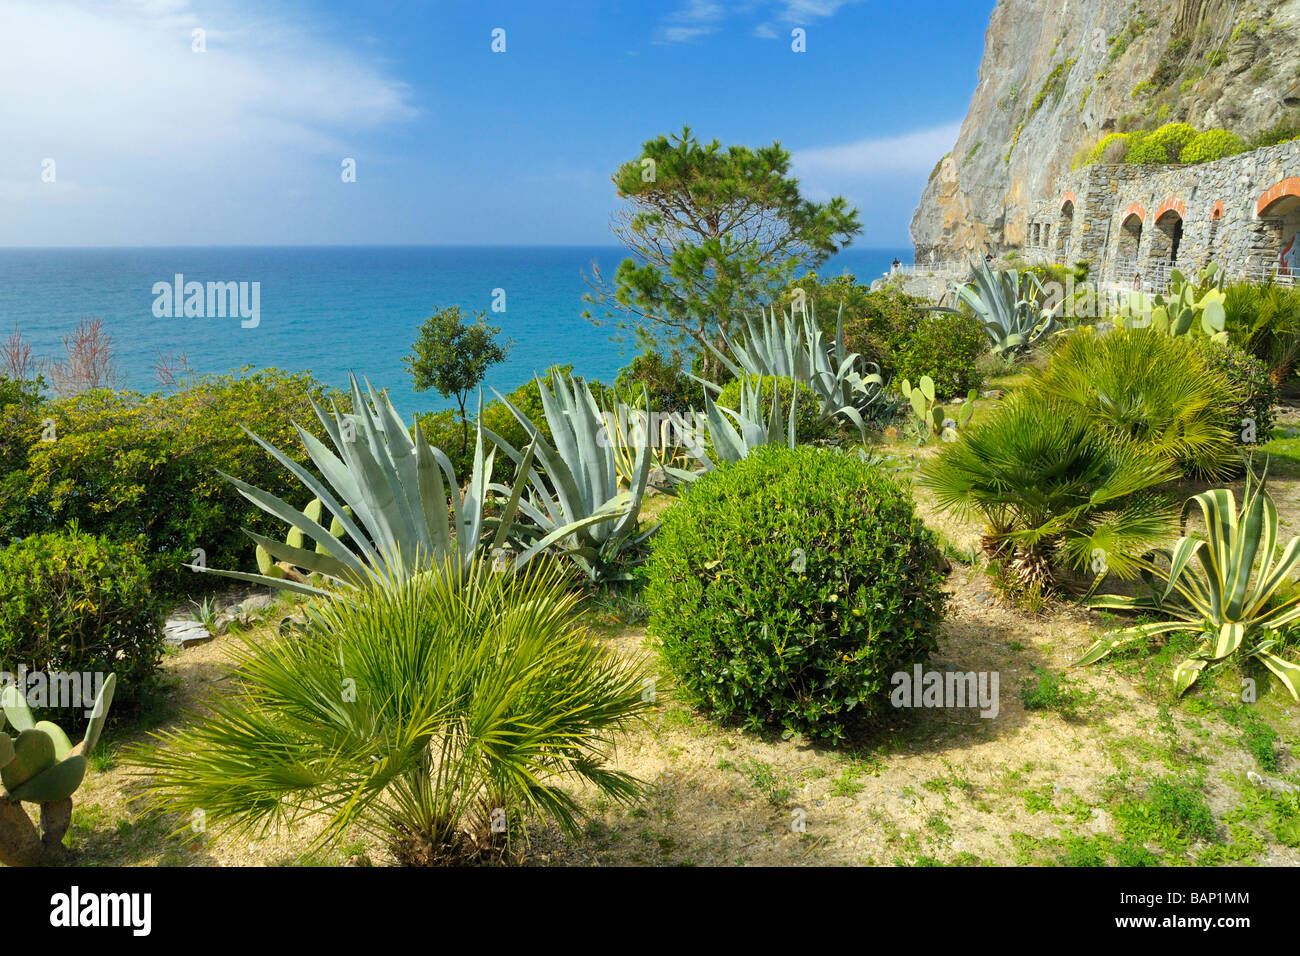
[235,593,274,615]
[344,853,372,867]
[1087,808,1110,834]
[164,618,213,648]
[1247,770,1299,794]
[1285,428,1300,439]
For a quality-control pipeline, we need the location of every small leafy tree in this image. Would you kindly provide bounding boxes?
[583,126,861,380]
[404,306,510,455]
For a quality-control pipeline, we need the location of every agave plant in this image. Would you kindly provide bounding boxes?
[699,303,881,434]
[486,369,654,583]
[947,258,1054,356]
[128,558,653,865]
[918,390,1178,593]
[665,377,801,483]
[1081,466,1300,701]
[197,373,604,595]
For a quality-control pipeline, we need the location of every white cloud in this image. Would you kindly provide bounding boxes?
[0,0,416,224]
[654,0,727,43]
[656,0,863,44]
[793,122,963,178]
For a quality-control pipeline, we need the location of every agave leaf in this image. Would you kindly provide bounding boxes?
[1173,657,1208,696]
[1258,652,1300,702]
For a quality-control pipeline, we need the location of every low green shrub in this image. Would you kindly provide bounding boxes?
[0,530,165,720]
[1249,114,1300,150]
[613,349,698,413]
[1189,338,1276,446]
[892,311,986,398]
[1125,122,1197,164]
[0,376,46,539]
[1086,132,1132,165]
[6,369,340,595]
[715,374,829,444]
[1182,129,1247,164]
[646,445,947,742]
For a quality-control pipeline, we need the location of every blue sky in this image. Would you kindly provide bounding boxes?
[0,0,993,248]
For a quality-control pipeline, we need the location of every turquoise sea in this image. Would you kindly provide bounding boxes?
[0,245,908,416]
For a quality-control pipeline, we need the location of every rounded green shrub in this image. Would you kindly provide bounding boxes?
[892,311,987,398]
[0,530,165,721]
[1126,122,1198,164]
[1086,132,1132,165]
[1189,338,1276,446]
[646,445,947,742]
[715,374,829,443]
[1182,129,1247,164]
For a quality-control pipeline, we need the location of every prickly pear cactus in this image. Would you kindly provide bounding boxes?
[899,377,977,444]
[0,674,115,866]
[256,498,352,584]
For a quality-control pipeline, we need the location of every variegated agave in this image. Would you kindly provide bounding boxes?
[486,369,655,583]
[197,373,598,595]
[1080,465,1300,702]
[699,303,881,434]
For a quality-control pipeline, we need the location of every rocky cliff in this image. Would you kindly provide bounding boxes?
[910,0,1300,262]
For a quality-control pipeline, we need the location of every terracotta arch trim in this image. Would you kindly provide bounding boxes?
[1211,200,1224,220]
[1154,197,1187,221]
[1257,178,1300,217]
[1122,202,1146,223]
[1061,191,1077,211]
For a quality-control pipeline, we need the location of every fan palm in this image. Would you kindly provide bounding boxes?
[1029,327,1241,480]
[918,390,1178,590]
[127,557,654,864]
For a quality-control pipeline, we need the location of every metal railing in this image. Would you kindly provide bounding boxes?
[1241,265,1297,286]
[886,262,969,278]
[1108,261,1174,294]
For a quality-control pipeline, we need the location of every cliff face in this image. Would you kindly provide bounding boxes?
[911,0,1300,262]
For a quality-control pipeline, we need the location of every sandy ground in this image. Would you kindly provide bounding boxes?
[53,400,1300,867]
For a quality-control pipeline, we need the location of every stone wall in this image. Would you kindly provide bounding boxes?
[1020,140,1300,288]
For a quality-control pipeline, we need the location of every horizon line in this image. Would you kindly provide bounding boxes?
[0,242,914,252]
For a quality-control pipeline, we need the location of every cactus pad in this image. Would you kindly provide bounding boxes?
[2,729,56,792]
[10,755,87,804]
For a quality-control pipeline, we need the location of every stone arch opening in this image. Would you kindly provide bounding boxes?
[1257,180,1300,278]
[1057,199,1075,262]
[1119,212,1143,277]
[1151,209,1184,268]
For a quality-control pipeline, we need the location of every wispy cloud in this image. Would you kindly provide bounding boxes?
[0,0,415,186]
[655,0,728,43]
[793,122,963,178]
[655,0,863,44]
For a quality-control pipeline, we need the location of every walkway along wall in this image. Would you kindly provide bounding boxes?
[1023,139,1300,288]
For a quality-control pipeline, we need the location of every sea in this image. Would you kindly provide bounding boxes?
[0,245,909,416]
